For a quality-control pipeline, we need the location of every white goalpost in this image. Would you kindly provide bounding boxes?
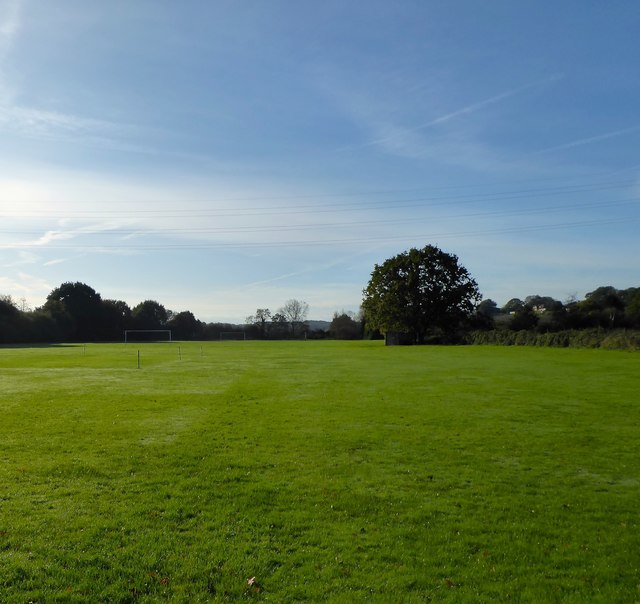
[124,330,172,343]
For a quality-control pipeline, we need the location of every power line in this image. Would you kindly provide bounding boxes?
[3,216,635,251]
[0,197,637,236]
[1,181,635,219]
[4,164,638,207]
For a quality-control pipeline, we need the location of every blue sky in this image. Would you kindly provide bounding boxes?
[1,0,639,322]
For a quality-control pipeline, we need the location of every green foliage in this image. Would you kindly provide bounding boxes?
[476,298,499,317]
[501,298,525,314]
[362,245,481,344]
[4,281,640,346]
[469,328,640,350]
[579,286,625,328]
[0,295,18,316]
[245,309,272,339]
[0,342,638,601]
[508,306,539,331]
[132,300,169,330]
[168,310,202,340]
[0,296,21,344]
[44,282,104,341]
[329,312,362,339]
[623,288,640,322]
[102,299,133,340]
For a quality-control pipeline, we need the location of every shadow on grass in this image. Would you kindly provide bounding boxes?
[0,343,80,349]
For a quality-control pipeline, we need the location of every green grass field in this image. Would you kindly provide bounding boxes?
[0,341,638,602]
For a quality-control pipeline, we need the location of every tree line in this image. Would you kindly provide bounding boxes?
[0,283,199,343]
[464,288,640,350]
[361,245,640,346]
[475,287,640,332]
[0,282,359,343]
[1,244,639,346]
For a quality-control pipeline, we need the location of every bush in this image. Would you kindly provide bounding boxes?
[468,329,640,351]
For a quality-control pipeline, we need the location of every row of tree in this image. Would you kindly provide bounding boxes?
[0,282,322,344]
[360,245,640,344]
[1,244,639,344]
[0,281,361,344]
[244,300,310,339]
[474,287,640,332]
[0,283,197,343]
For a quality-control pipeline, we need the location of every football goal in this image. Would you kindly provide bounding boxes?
[124,330,172,343]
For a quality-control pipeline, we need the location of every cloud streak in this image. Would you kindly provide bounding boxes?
[0,102,151,152]
[0,0,23,104]
[1,221,134,251]
[349,74,564,153]
[533,125,640,155]
[0,0,22,60]
[42,258,67,267]
[419,75,564,128]
[0,271,52,300]
[235,260,345,291]
[0,0,156,155]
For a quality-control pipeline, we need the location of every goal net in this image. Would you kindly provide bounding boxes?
[124,330,172,343]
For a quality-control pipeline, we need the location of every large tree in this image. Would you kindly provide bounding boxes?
[581,286,624,327]
[44,282,103,341]
[329,311,362,340]
[101,299,132,340]
[245,308,271,339]
[362,245,481,344]
[623,288,640,327]
[132,300,168,330]
[279,299,309,337]
[168,310,202,340]
[0,295,22,344]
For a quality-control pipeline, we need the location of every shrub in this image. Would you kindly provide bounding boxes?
[468,329,640,351]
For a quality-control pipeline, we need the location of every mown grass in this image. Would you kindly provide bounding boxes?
[0,341,638,602]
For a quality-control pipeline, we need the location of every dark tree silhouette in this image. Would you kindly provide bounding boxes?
[43,282,103,341]
[362,245,481,344]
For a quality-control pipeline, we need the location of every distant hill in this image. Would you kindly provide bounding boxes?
[307,320,330,332]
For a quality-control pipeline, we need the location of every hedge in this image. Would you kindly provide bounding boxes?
[468,329,640,351]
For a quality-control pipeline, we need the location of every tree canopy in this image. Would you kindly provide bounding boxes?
[132,300,168,330]
[279,299,309,337]
[2,278,640,345]
[362,245,481,344]
[43,281,103,341]
[329,311,362,340]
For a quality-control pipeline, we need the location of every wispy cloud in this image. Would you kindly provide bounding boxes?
[1,222,132,251]
[0,0,22,61]
[0,105,125,133]
[533,125,640,155]
[27,230,76,247]
[432,75,564,126]
[0,0,156,154]
[338,74,563,157]
[0,271,52,300]
[0,0,23,105]
[366,74,564,150]
[42,257,67,267]
[2,249,38,267]
[235,259,345,291]
[0,102,151,151]
[0,1,149,152]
